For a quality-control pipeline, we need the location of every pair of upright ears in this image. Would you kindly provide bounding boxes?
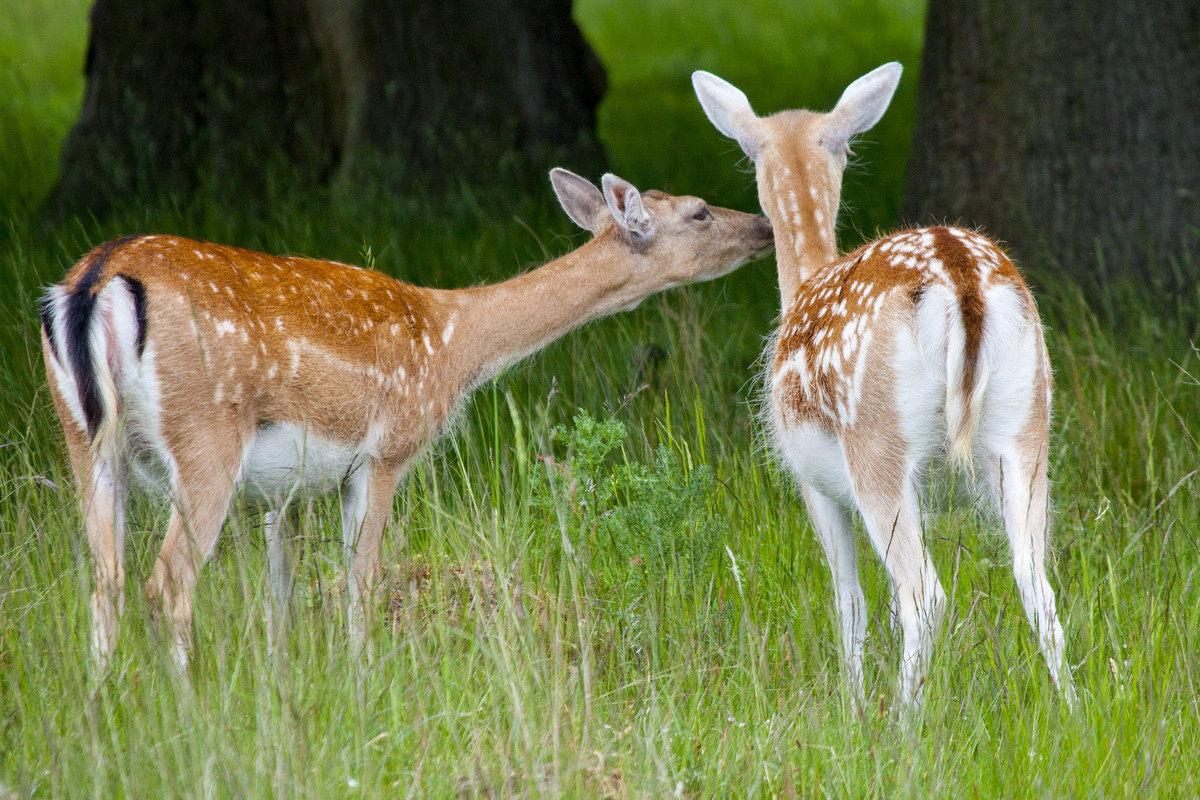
[549,63,902,235]
[691,62,903,161]
[551,169,655,240]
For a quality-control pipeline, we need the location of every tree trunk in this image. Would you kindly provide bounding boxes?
[49,0,606,219]
[902,0,1200,289]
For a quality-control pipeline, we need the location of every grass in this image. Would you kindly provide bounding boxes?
[2,0,1200,797]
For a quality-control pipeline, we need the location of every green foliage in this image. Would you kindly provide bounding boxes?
[539,410,627,533]
[2,0,1200,797]
[605,446,726,597]
[576,0,926,246]
[0,0,89,220]
[536,410,728,615]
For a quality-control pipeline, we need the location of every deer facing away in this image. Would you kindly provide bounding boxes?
[692,64,1076,711]
[41,169,773,670]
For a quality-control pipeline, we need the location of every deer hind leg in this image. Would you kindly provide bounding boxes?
[860,486,945,713]
[77,437,129,672]
[987,443,1076,706]
[979,319,1075,706]
[341,459,404,650]
[54,394,127,671]
[847,434,946,714]
[779,422,867,706]
[146,432,245,671]
[265,501,301,647]
[801,483,867,707]
[48,359,129,671]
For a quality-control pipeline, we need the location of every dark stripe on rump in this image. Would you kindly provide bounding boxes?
[932,227,985,401]
[63,235,141,439]
[123,276,149,356]
[40,293,59,362]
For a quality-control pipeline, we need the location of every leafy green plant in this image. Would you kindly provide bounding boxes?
[605,446,726,598]
[536,410,728,616]
[4,1,1200,796]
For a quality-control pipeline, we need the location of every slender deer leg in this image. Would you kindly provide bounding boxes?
[146,431,245,671]
[49,374,129,671]
[847,426,946,716]
[858,489,945,713]
[265,502,300,648]
[988,448,1076,706]
[82,442,128,671]
[801,483,867,707]
[341,459,404,649]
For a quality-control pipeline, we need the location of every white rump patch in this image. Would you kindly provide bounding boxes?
[776,421,854,502]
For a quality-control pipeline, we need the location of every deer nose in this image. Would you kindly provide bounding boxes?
[754,215,774,246]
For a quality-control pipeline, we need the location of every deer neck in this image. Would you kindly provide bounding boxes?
[764,157,841,312]
[444,229,637,389]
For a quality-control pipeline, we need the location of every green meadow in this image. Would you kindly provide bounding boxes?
[2,0,1198,796]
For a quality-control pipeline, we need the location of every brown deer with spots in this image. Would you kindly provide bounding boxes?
[693,65,1075,712]
[41,169,773,670]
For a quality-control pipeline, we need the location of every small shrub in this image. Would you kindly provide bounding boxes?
[535,410,728,614]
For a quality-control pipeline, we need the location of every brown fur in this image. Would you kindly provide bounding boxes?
[772,226,1030,433]
[46,185,773,669]
[693,64,1075,709]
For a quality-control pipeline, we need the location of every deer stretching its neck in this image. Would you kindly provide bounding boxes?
[448,231,633,389]
[451,186,768,390]
[42,168,773,670]
[694,66,1076,714]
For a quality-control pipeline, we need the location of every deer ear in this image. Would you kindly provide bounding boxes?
[692,70,764,160]
[550,168,607,234]
[601,173,655,240]
[821,62,902,155]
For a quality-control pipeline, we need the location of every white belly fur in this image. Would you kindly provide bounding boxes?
[240,422,363,500]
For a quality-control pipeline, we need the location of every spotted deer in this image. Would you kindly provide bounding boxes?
[693,65,1076,711]
[41,169,773,670]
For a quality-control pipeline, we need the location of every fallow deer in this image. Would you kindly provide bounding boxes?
[41,169,773,670]
[693,65,1076,711]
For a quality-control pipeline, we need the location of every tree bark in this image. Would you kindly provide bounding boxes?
[902,0,1200,288]
[49,0,606,219]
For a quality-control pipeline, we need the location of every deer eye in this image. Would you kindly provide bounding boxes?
[692,205,712,221]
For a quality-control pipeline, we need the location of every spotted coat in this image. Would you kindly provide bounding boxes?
[772,225,1035,432]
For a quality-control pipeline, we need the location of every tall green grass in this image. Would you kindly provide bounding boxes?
[2,0,1199,797]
